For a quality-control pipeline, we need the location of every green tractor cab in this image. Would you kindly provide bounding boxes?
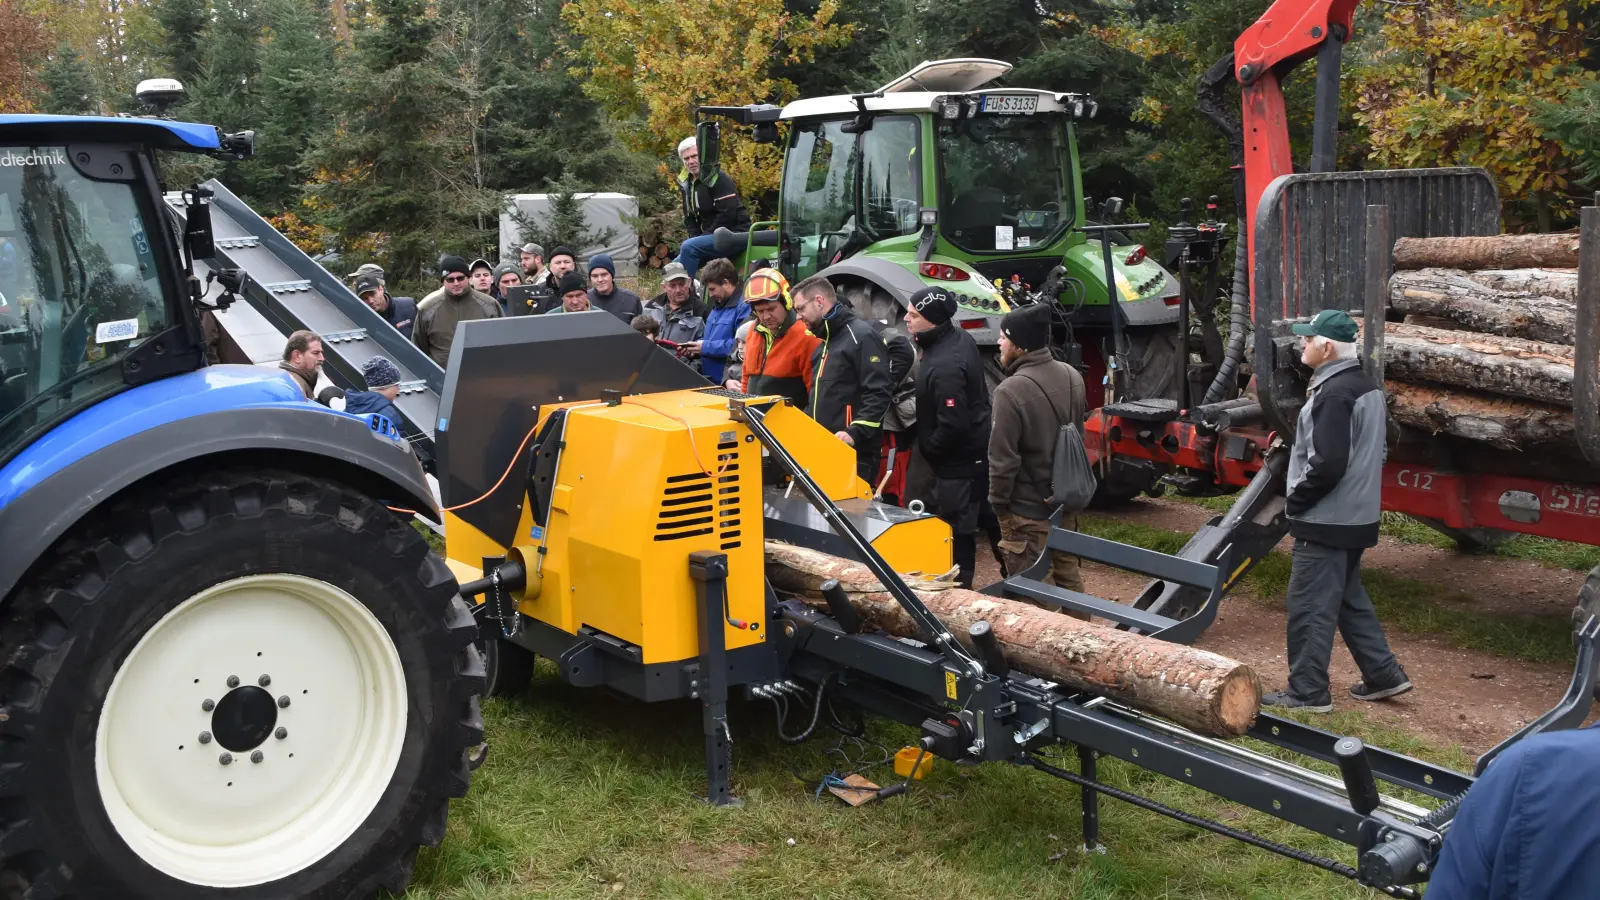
[699,58,1182,411]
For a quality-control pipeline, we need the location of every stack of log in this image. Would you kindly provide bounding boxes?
[1384,233,1586,451]
[635,213,680,270]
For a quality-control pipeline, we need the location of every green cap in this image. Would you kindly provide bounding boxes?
[1290,309,1359,343]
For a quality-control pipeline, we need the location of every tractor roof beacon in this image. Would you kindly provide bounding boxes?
[0,86,483,899]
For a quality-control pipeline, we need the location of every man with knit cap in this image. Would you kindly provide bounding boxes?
[989,302,1087,608]
[414,254,502,367]
[545,272,593,313]
[586,254,642,323]
[345,356,431,467]
[904,285,990,588]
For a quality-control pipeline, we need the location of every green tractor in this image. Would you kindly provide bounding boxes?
[698,58,1183,423]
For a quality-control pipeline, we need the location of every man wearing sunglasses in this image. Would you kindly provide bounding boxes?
[414,253,503,366]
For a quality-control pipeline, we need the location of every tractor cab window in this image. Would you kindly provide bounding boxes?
[779,116,920,282]
[936,113,1071,253]
[0,146,170,461]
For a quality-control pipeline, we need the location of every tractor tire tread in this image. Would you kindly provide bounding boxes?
[0,467,483,900]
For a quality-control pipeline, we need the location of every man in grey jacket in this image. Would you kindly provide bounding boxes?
[1264,309,1410,712]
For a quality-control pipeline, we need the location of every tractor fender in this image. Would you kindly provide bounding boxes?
[0,366,436,603]
[818,257,928,304]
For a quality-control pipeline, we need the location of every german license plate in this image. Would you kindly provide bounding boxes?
[981,94,1037,115]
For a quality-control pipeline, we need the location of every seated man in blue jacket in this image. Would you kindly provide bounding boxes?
[1427,724,1600,898]
[345,356,431,468]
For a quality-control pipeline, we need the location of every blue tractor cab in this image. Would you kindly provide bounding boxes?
[0,93,481,899]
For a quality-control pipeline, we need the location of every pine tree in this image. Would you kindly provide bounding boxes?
[151,0,209,86]
[247,0,335,211]
[309,0,486,287]
[39,42,98,115]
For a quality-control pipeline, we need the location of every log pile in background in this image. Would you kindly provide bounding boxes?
[765,542,1262,738]
[1385,234,1585,451]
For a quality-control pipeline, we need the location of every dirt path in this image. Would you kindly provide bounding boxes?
[973,536,1584,757]
[1106,497,1588,618]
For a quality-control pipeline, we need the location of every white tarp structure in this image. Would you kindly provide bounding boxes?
[500,192,639,277]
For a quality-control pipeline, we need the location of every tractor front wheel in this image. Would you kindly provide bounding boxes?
[0,469,483,899]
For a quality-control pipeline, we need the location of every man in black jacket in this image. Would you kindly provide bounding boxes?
[355,272,417,339]
[675,135,752,278]
[792,275,893,482]
[904,286,991,588]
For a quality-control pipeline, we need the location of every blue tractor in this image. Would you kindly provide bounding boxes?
[0,93,482,896]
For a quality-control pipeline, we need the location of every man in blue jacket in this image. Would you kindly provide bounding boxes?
[1264,309,1409,712]
[691,258,748,384]
[344,356,430,468]
[1427,725,1600,898]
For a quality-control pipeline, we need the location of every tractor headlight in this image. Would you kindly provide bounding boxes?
[941,101,961,120]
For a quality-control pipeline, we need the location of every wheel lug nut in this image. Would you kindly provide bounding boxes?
[275,727,288,740]
[251,750,264,764]
[199,731,213,744]
[278,695,291,708]
[226,675,240,688]
[258,674,271,687]
[219,752,233,766]
[201,699,215,712]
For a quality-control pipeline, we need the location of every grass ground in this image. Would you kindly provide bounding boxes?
[406,667,1466,900]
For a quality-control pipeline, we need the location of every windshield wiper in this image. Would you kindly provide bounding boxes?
[0,363,119,437]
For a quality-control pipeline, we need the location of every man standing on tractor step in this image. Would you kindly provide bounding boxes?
[278,330,324,400]
[793,275,893,483]
[988,303,1087,611]
[740,268,820,409]
[1263,309,1411,713]
[904,286,991,589]
[414,254,503,367]
[675,135,752,278]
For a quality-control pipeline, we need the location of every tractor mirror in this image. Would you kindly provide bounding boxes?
[182,186,216,262]
[696,121,721,178]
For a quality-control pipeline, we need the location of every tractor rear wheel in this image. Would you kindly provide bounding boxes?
[0,468,483,899]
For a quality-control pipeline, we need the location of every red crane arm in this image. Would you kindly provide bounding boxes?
[1234,0,1361,315]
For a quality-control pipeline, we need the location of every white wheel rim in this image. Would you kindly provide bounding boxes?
[95,574,408,888]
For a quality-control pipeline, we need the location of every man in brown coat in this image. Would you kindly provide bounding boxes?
[278,330,323,400]
[414,254,502,367]
[987,303,1087,611]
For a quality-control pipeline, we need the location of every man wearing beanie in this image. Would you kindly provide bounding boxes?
[345,356,431,467]
[545,272,593,313]
[989,302,1087,609]
[414,253,502,367]
[586,254,643,323]
[903,285,990,588]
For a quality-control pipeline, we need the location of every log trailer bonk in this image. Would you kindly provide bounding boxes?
[444,312,1600,897]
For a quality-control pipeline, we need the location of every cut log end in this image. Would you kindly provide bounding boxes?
[1216,668,1264,736]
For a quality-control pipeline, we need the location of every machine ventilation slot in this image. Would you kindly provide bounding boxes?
[655,469,717,540]
[716,458,743,549]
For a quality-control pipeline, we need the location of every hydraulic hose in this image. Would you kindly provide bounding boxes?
[1202,227,1249,405]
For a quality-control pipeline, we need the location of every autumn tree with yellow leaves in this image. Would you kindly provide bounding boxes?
[561,0,852,214]
[1355,0,1598,230]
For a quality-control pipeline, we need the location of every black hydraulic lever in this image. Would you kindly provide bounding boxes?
[1077,199,1150,402]
[969,621,1009,679]
[731,399,985,679]
[1333,737,1381,817]
[819,579,862,634]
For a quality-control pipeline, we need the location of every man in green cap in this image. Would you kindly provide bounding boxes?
[1263,308,1411,713]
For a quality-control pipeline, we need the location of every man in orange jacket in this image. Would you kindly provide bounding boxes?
[740,269,821,409]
